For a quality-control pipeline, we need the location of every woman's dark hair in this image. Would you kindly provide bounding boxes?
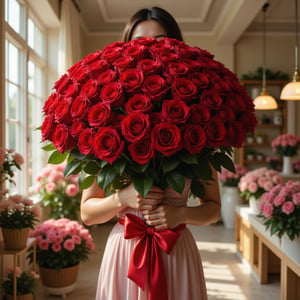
[122,7,183,42]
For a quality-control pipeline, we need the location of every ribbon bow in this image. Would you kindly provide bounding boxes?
[120,213,184,300]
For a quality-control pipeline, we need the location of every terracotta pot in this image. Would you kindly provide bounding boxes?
[39,264,79,288]
[6,293,33,300]
[1,227,30,250]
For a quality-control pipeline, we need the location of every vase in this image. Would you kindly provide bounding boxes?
[281,234,300,265]
[249,196,260,214]
[39,264,79,297]
[6,294,33,300]
[1,227,30,250]
[282,156,294,175]
[221,187,243,229]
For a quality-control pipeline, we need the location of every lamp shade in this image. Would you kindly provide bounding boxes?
[280,81,300,100]
[254,89,278,110]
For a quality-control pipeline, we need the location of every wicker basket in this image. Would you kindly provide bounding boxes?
[39,264,79,287]
[1,227,30,250]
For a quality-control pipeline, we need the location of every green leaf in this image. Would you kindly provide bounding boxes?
[133,176,154,197]
[180,152,198,164]
[42,143,56,151]
[64,160,82,177]
[83,160,101,175]
[114,159,127,175]
[210,152,235,173]
[100,160,109,168]
[166,172,185,194]
[80,175,96,190]
[97,168,117,190]
[193,159,212,180]
[163,156,180,173]
[48,150,68,164]
[190,180,205,199]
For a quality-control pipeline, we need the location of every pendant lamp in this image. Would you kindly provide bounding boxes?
[280,0,300,100]
[254,3,278,110]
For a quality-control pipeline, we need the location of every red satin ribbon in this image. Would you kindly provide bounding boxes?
[119,213,186,300]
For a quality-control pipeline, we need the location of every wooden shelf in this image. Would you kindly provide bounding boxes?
[256,124,282,129]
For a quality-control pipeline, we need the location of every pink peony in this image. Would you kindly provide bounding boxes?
[282,201,295,215]
[63,239,75,251]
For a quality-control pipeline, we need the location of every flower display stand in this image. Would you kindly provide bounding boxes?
[235,205,300,300]
[0,238,36,300]
[281,234,300,266]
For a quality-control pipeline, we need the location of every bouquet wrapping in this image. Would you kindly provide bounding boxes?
[41,37,257,197]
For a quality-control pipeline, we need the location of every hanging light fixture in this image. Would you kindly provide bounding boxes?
[254,3,278,110]
[280,0,300,100]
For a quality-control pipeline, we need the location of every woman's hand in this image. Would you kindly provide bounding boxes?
[118,184,164,211]
[142,205,186,230]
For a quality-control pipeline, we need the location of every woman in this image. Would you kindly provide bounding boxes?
[81,7,221,300]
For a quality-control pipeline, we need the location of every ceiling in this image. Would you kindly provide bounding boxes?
[75,0,297,43]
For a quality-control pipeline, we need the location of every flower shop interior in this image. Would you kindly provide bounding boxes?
[1,0,300,299]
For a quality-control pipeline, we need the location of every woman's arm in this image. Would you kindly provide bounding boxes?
[81,180,164,226]
[143,169,221,229]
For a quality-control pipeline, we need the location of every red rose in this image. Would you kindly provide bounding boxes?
[125,94,152,114]
[119,68,144,95]
[52,124,76,153]
[121,112,150,142]
[56,76,72,95]
[81,50,101,65]
[70,95,91,121]
[53,74,68,91]
[64,82,80,98]
[200,89,223,109]
[174,44,198,59]
[88,102,112,127]
[94,127,125,164]
[131,37,156,47]
[161,99,190,124]
[113,56,135,72]
[128,139,154,164]
[183,125,206,154]
[80,79,100,102]
[188,72,210,89]
[142,75,169,102]
[137,59,162,75]
[236,111,257,135]
[78,128,96,155]
[166,62,189,79]
[189,104,211,125]
[100,82,125,107]
[214,105,236,122]
[70,121,87,138]
[55,97,72,124]
[71,65,89,83]
[43,93,62,114]
[158,52,179,64]
[41,114,57,141]
[101,47,122,63]
[225,121,246,147]
[205,117,226,147]
[96,69,117,86]
[182,59,202,72]
[87,60,109,79]
[150,43,173,55]
[123,44,147,61]
[151,123,182,157]
[172,78,198,103]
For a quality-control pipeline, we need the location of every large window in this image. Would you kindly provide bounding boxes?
[4,0,47,195]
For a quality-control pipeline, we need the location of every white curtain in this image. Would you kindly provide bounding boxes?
[58,0,82,75]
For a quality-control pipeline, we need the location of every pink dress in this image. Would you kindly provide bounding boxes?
[96,180,207,300]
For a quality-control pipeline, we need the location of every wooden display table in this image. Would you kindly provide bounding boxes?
[0,238,36,300]
[235,205,300,300]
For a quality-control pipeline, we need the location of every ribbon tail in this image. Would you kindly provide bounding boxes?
[127,235,150,290]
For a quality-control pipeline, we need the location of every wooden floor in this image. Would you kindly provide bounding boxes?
[35,221,280,300]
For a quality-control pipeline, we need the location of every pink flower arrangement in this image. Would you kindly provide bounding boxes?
[271,133,300,157]
[238,167,283,201]
[28,218,95,271]
[258,180,300,241]
[219,164,248,187]
[0,194,41,230]
[35,163,81,220]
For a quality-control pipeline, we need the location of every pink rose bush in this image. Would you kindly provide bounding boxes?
[238,167,283,201]
[258,180,300,241]
[0,146,24,186]
[219,164,248,187]
[0,194,41,230]
[271,133,300,157]
[35,163,81,220]
[28,218,95,271]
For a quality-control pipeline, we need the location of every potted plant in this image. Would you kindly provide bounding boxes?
[35,163,82,220]
[271,133,300,174]
[2,266,39,300]
[238,167,283,213]
[0,194,41,250]
[257,180,300,264]
[28,218,95,296]
[219,164,248,228]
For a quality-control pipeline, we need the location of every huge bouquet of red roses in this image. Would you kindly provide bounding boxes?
[41,37,256,197]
